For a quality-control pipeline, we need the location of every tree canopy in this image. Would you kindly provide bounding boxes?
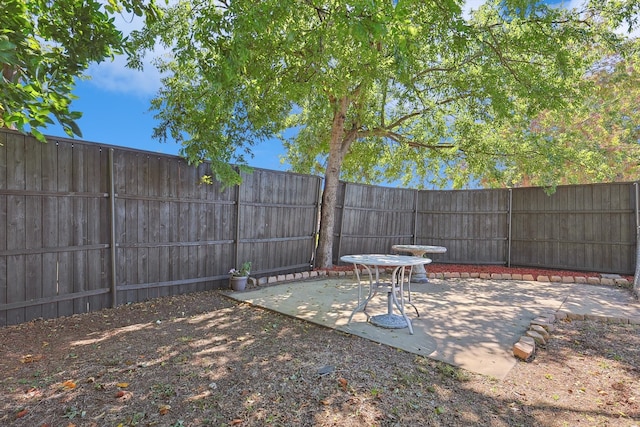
[0,0,161,141]
[131,0,639,267]
[480,50,640,188]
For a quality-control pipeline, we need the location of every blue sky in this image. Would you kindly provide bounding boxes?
[44,1,581,174]
[46,69,289,171]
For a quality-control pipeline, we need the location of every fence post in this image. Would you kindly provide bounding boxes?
[336,182,348,262]
[310,176,323,268]
[413,190,419,245]
[234,171,241,272]
[108,149,118,308]
[634,182,639,298]
[507,188,513,268]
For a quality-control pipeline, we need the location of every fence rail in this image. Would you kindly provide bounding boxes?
[1,128,638,326]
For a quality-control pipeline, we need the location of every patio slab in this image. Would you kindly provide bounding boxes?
[228,277,639,379]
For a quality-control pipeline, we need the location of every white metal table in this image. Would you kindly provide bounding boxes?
[340,254,432,334]
[391,245,447,283]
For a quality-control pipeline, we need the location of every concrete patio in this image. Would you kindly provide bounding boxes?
[228,276,640,379]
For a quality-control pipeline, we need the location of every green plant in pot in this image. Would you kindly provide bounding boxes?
[229,261,251,291]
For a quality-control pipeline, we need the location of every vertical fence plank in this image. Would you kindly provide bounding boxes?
[0,133,5,326]
[24,136,43,320]
[136,154,149,302]
[39,140,59,320]
[6,133,27,324]
[158,158,171,297]
[56,141,74,317]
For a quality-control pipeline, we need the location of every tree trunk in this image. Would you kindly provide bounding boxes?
[316,96,354,269]
[316,161,341,268]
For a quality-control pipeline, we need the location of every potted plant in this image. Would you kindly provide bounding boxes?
[229,261,251,291]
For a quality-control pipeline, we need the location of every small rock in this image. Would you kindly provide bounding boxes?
[317,365,335,376]
[519,336,536,348]
[526,330,546,346]
[531,318,555,332]
[513,340,535,360]
[614,278,630,287]
[529,324,550,340]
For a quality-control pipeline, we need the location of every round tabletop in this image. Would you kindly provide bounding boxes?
[391,244,447,254]
[340,254,432,266]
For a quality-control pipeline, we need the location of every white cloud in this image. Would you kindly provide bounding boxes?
[84,9,165,98]
[463,0,487,19]
[85,55,162,98]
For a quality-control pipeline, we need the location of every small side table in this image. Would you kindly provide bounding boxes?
[391,245,447,283]
[340,254,432,334]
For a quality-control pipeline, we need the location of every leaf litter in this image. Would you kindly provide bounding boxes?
[0,281,637,426]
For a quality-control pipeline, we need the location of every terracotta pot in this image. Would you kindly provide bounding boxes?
[230,276,248,291]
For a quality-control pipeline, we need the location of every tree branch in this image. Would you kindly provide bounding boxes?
[384,92,473,130]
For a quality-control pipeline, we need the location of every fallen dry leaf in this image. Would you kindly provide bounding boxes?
[611,382,625,391]
[338,377,348,390]
[158,404,171,415]
[230,419,243,425]
[21,354,42,363]
[116,382,129,388]
[61,380,76,390]
[16,409,28,418]
[114,390,125,398]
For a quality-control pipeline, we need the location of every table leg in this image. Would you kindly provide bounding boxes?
[369,266,414,334]
[347,264,371,325]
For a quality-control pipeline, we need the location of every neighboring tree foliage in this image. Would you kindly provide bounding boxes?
[0,0,160,141]
[480,52,640,188]
[131,0,639,268]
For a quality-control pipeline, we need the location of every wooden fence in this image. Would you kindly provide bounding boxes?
[0,130,321,327]
[1,128,638,326]
[332,182,639,274]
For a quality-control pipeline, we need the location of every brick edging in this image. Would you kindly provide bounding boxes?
[513,310,640,361]
[250,268,633,288]
[428,271,632,287]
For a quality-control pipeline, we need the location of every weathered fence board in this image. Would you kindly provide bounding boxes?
[510,184,636,273]
[238,169,320,275]
[334,183,416,262]
[411,189,509,265]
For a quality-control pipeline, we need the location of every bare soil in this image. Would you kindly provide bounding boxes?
[1,265,638,427]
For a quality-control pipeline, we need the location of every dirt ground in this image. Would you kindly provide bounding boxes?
[0,266,638,427]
